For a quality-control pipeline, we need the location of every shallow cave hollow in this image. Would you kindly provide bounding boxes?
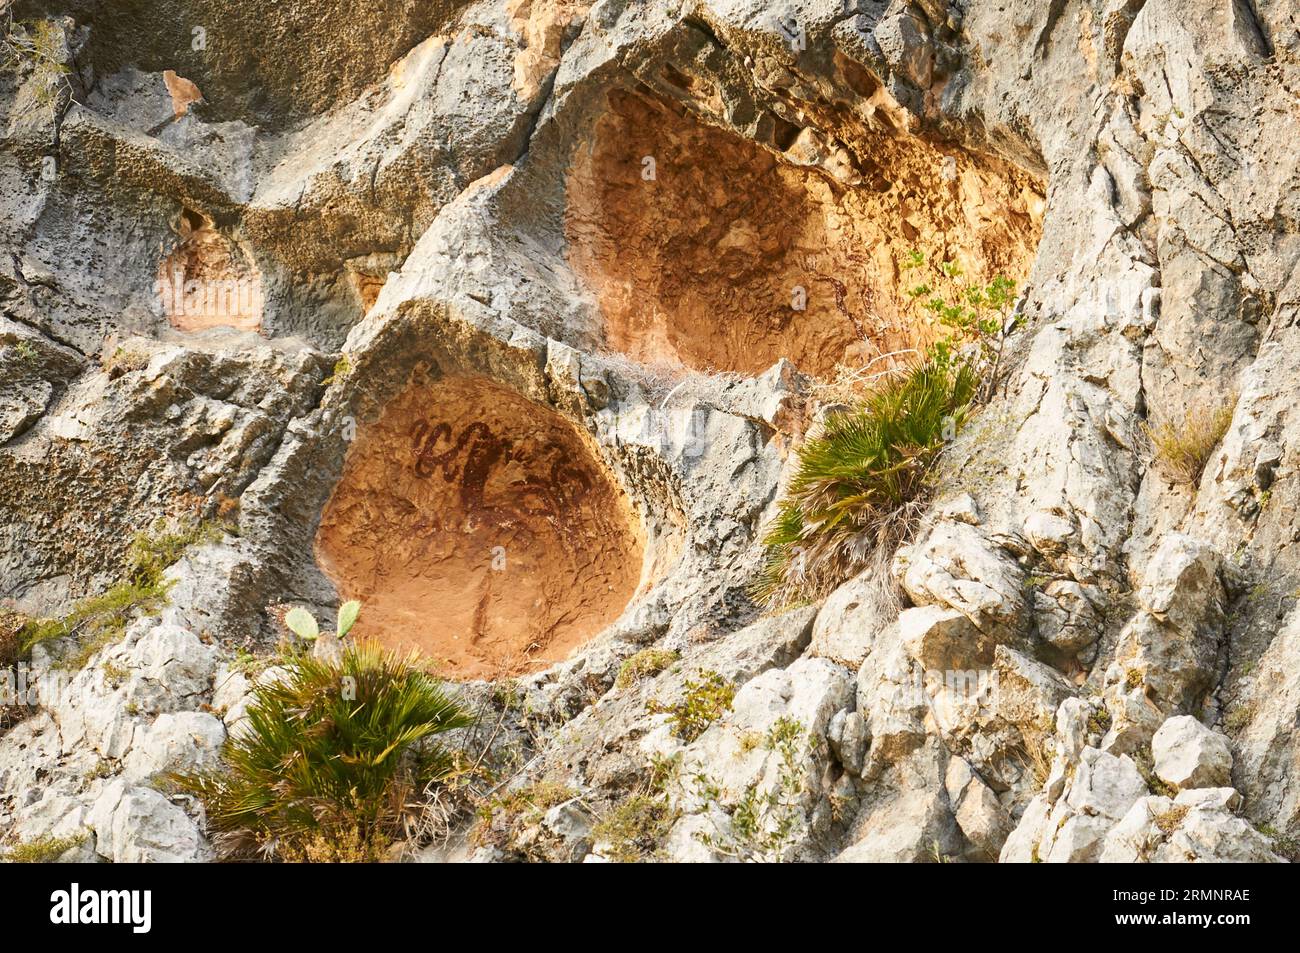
[315,374,645,681]
[564,87,1044,379]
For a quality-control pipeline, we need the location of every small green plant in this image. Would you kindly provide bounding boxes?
[322,355,352,386]
[901,251,1020,404]
[757,253,1019,606]
[647,670,735,742]
[1,832,86,862]
[693,717,811,863]
[101,660,129,685]
[101,345,150,377]
[615,647,679,691]
[483,781,575,824]
[1133,747,1178,798]
[1224,702,1255,732]
[173,642,473,861]
[591,795,676,863]
[3,339,38,365]
[1256,823,1300,861]
[754,359,978,606]
[18,519,221,667]
[1144,396,1236,485]
[1153,805,1189,835]
[1086,705,1113,736]
[283,600,361,643]
[84,759,116,781]
[469,779,577,859]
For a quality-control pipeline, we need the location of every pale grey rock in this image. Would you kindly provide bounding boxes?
[836,740,960,863]
[946,757,1012,860]
[210,664,252,723]
[1100,790,1284,863]
[1056,697,1094,763]
[999,794,1051,863]
[1005,745,1148,864]
[827,708,868,777]
[104,787,213,864]
[1045,814,1115,863]
[1137,535,1225,638]
[668,657,853,861]
[810,570,889,667]
[898,604,991,672]
[894,523,1026,638]
[123,711,226,783]
[1103,546,1224,753]
[2,0,1299,867]
[938,493,982,526]
[1032,580,1103,654]
[993,646,1075,731]
[1024,511,1075,555]
[1151,716,1233,790]
[1065,747,1148,821]
[660,809,734,864]
[1174,787,1242,813]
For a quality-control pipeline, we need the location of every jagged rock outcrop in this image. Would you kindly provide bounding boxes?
[2,0,1298,863]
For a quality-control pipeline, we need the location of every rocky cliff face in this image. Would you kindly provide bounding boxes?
[0,0,1297,862]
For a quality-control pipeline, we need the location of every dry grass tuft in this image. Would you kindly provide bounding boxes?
[1145,395,1237,485]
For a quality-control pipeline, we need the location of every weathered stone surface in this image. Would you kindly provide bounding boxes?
[894,523,1026,638]
[123,711,226,783]
[1151,716,1233,790]
[836,740,960,863]
[664,657,854,862]
[1100,791,1284,864]
[2,0,1298,865]
[102,786,214,863]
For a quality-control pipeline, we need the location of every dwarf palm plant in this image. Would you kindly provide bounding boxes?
[754,359,978,607]
[175,640,473,861]
[755,250,1018,608]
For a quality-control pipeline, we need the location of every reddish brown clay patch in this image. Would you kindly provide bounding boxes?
[315,376,644,680]
[565,89,1043,378]
[157,210,263,332]
[162,70,203,118]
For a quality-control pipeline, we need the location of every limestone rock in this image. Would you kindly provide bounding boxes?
[103,787,213,864]
[1151,716,1233,790]
[123,711,226,783]
[2,0,1299,867]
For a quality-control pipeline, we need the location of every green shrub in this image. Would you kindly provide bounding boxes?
[174,642,474,861]
[754,359,977,606]
[1,832,86,863]
[902,254,1019,404]
[755,252,1018,608]
[692,717,810,863]
[1,16,72,113]
[648,670,735,742]
[592,795,676,863]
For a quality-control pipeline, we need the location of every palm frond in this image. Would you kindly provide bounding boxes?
[173,641,473,860]
[753,358,976,608]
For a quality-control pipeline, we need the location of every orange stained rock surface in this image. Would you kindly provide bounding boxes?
[315,375,645,680]
[565,88,1044,378]
[162,69,203,118]
[157,209,263,333]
